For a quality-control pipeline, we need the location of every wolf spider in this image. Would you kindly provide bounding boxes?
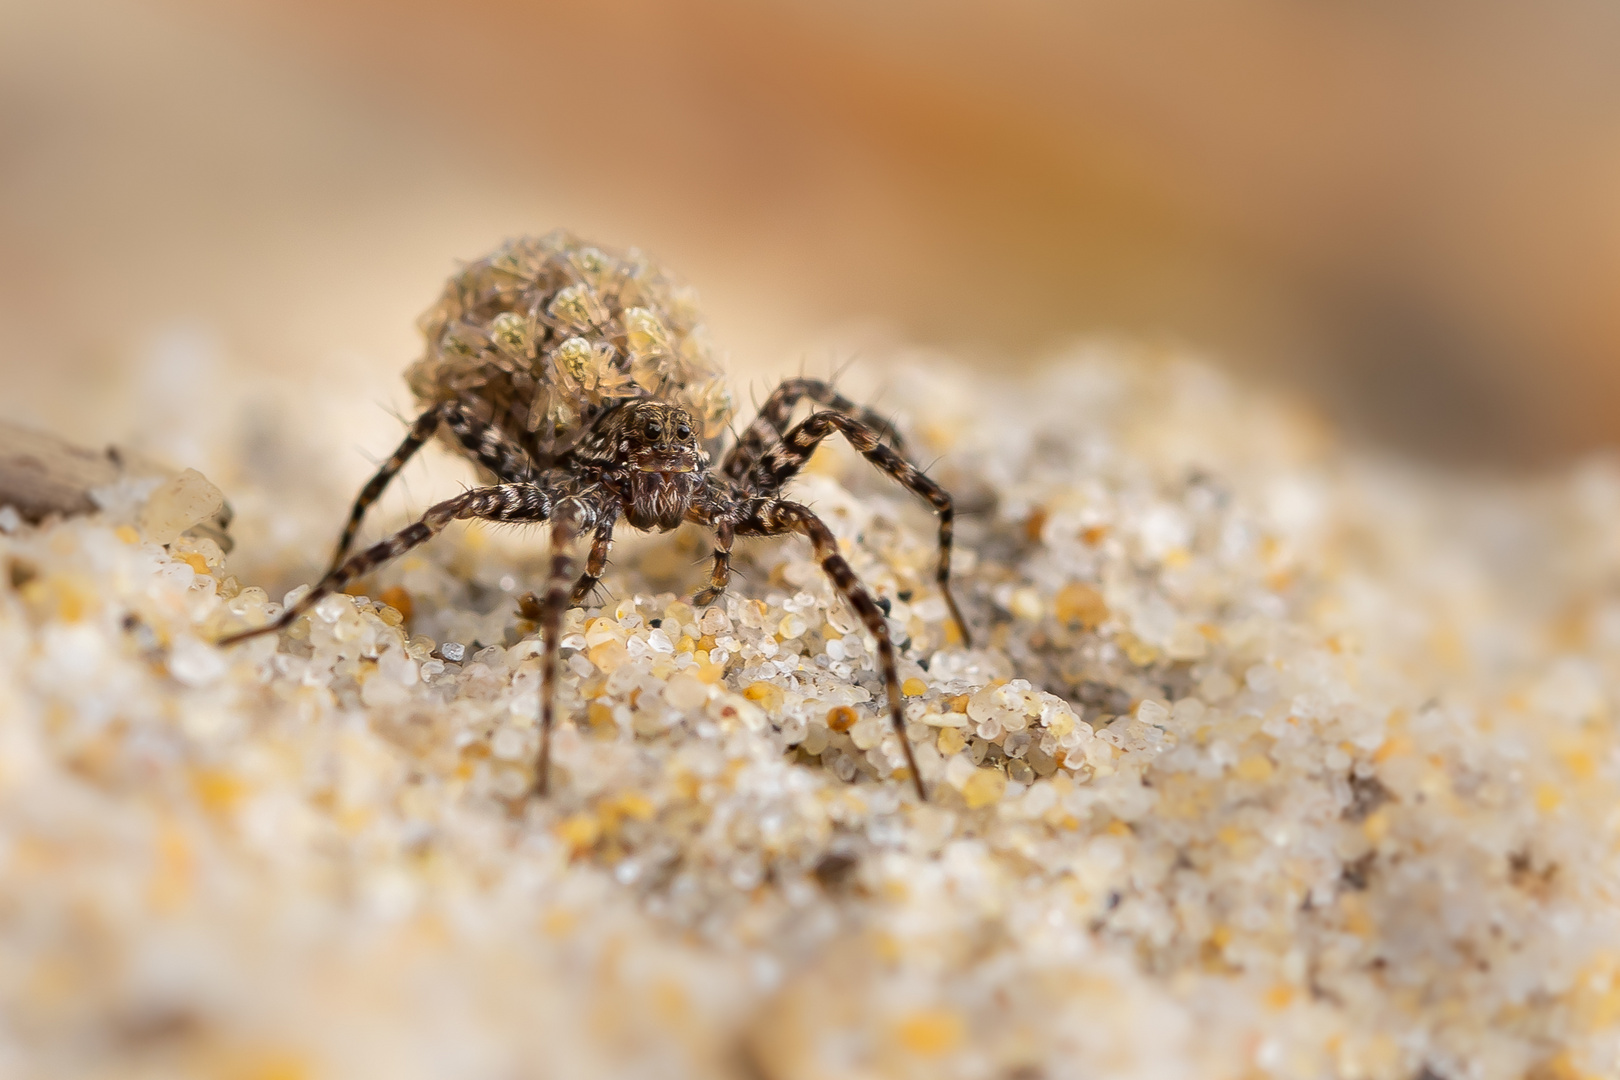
[221,377,970,800]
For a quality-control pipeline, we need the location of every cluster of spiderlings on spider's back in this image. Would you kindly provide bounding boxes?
[407,229,734,462]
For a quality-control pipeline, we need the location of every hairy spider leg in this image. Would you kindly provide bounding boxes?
[722,377,904,484]
[222,483,555,648]
[326,401,540,575]
[749,410,971,647]
[326,404,443,575]
[734,499,927,800]
[568,509,620,606]
[515,505,620,620]
[534,497,600,796]
[691,517,735,607]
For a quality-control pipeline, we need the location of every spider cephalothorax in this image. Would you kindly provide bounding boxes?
[221,231,970,801]
[582,401,707,532]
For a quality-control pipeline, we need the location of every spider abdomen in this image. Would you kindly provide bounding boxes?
[406,230,734,467]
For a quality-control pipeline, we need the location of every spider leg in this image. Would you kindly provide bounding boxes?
[443,400,541,485]
[737,499,927,801]
[722,377,903,483]
[327,403,444,574]
[568,510,619,606]
[516,505,618,616]
[223,483,554,647]
[325,400,538,575]
[751,410,971,647]
[534,497,599,796]
[691,518,735,607]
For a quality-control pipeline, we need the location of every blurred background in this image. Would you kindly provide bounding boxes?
[5,0,1620,470]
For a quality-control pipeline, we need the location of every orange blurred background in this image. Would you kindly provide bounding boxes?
[5,0,1620,465]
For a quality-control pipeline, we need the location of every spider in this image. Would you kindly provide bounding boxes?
[220,232,970,800]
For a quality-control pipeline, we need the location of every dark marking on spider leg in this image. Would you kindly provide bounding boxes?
[692,519,735,607]
[226,483,554,647]
[325,401,537,577]
[326,403,445,575]
[535,498,594,796]
[756,411,972,647]
[568,511,618,605]
[935,507,969,646]
[722,377,904,483]
[743,500,926,801]
[443,401,539,483]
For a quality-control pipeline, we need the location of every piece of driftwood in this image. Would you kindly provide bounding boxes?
[0,420,121,520]
[0,419,233,549]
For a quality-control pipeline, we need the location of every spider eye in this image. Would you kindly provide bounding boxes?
[675,423,691,441]
[645,421,663,440]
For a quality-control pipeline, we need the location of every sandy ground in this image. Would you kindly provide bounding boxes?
[4,339,1620,1079]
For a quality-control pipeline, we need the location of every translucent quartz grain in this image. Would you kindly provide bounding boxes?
[801,722,830,756]
[136,467,225,545]
[662,673,708,711]
[834,715,874,750]
[778,714,808,745]
[491,725,527,760]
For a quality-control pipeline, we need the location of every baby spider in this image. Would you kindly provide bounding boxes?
[221,232,970,799]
